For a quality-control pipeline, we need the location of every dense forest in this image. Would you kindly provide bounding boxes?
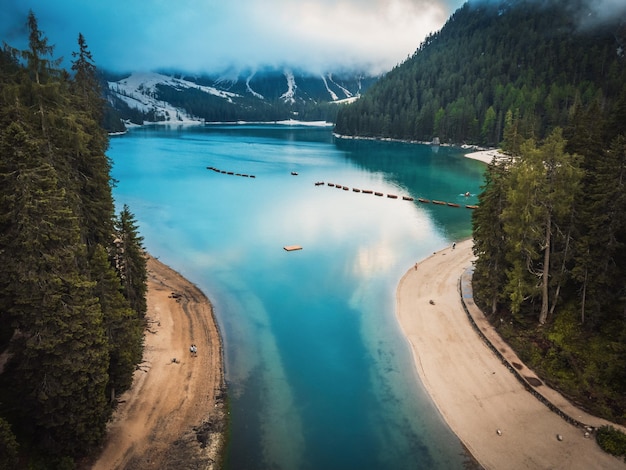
[0,12,147,468]
[472,107,626,428]
[334,0,626,146]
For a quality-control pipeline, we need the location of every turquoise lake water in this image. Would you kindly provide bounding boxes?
[108,125,487,470]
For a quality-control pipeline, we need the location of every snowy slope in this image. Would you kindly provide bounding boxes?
[106,68,378,126]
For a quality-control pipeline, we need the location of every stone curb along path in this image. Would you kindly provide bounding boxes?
[459,265,626,436]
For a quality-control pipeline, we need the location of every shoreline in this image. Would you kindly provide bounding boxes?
[91,255,227,470]
[462,148,507,164]
[396,239,625,469]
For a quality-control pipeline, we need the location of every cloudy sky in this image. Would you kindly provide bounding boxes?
[2,0,467,74]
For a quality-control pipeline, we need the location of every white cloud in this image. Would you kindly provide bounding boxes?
[1,0,465,74]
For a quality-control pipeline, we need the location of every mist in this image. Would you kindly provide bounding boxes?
[1,0,467,75]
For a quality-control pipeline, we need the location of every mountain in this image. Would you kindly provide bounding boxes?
[104,68,378,130]
[334,0,626,146]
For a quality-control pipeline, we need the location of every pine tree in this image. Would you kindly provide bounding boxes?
[66,33,116,250]
[0,13,146,462]
[501,129,582,323]
[472,157,511,315]
[0,121,109,456]
[90,245,143,399]
[113,205,148,317]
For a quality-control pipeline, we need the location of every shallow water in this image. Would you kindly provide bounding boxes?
[108,124,486,470]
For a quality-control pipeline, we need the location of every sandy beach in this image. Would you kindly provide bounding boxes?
[91,255,226,470]
[396,239,625,469]
[464,149,507,164]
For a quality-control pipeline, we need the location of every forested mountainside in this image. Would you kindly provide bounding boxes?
[335,0,626,146]
[0,13,147,467]
[104,68,378,131]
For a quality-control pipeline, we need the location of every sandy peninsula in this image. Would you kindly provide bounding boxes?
[396,239,625,469]
[91,255,227,470]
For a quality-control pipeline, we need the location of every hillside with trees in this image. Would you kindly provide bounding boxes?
[0,12,146,468]
[334,0,626,146]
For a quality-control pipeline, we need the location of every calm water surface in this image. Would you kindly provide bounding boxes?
[108,125,486,469]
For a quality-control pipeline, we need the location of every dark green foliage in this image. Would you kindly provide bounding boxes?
[596,426,626,461]
[0,11,146,464]
[472,130,626,421]
[471,157,511,315]
[0,417,19,469]
[91,245,143,397]
[113,205,148,317]
[335,0,626,145]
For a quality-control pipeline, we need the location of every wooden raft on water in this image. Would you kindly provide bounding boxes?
[284,245,303,252]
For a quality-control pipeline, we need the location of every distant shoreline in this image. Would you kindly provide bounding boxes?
[109,119,335,135]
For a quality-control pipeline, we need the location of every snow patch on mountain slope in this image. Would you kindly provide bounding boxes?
[280,70,296,104]
[328,74,354,99]
[246,72,265,99]
[321,75,339,101]
[108,72,241,123]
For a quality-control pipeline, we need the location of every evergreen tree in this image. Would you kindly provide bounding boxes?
[472,157,511,315]
[90,245,143,399]
[501,129,582,323]
[0,121,109,457]
[0,417,19,470]
[67,33,116,250]
[114,205,148,317]
[0,12,147,463]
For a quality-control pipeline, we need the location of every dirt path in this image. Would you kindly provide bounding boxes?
[91,256,226,470]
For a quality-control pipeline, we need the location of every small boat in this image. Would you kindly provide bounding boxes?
[447,202,460,207]
[353,188,361,192]
[402,196,414,201]
[432,200,446,205]
[343,186,349,191]
[387,194,398,199]
[362,190,373,194]
[315,182,324,186]
[466,205,479,209]
[291,171,298,176]
[328,183,335,187]
[374,192,383,196]
[418,198,430,203]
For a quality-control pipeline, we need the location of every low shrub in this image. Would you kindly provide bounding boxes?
[596,425,626,461]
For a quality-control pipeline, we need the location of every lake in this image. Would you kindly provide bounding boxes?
[108,124,486,469]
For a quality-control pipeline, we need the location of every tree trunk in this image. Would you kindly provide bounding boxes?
[539,212,551,325]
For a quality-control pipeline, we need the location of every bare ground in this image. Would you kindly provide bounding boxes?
[89,255,227,470]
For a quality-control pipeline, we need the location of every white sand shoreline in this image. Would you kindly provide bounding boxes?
[396,239,625,469]
[463,148,507,164]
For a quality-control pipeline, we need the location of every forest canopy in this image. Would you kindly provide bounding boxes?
[334,0,626,147]
[0,12,147,467]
